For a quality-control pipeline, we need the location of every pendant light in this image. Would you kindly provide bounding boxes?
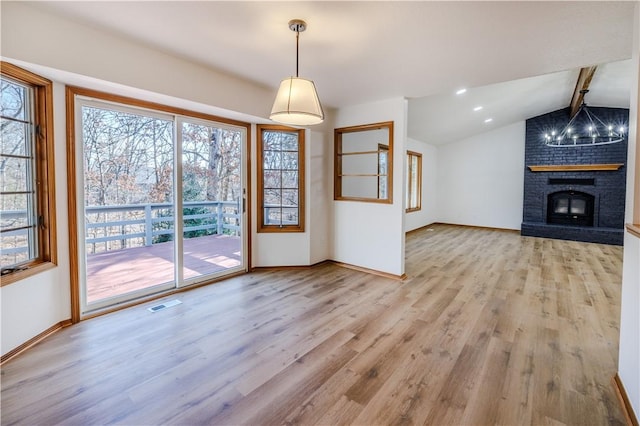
[270,19,324,126]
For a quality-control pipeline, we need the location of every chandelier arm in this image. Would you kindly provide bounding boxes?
[589,108,619,135]
[559,104,585,138]
[581,108,599,136]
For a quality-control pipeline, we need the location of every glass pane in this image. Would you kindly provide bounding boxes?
[1,119,28,156]
[264,170,281,189]
[406,158,411,206]
[83,105,175,304]
[282,171,298,189]
[555,198,569,214]
[264,189,281,205]
[408,155,419,208]
[0,79,27,121]
[378,151,388,175]
[264,151,282,170]
[265,207,281,226]
[1,157,30,192]
[1,231,32,267]
[379,176,388,199]
[1,194,30,231]
[281,152,298,170]
[181,124,243,281]
[263,131,282,151]
[571,199,587,215]
[282,189,298,207]
[281,207,299,225]
[280,133,299,151]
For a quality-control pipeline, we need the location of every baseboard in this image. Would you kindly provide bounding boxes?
[405,222,437,235]
[252,260,405,281]
[331,261,406,281]
[613,373,639,426]
[251,260,331,272]
[433,222,520,233]
[1,319,72,365]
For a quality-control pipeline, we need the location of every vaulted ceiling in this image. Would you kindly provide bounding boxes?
[23,1,636,143]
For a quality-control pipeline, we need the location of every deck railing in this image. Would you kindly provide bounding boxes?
[2,201,241,258]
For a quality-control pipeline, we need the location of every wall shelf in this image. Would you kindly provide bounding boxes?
[527,163,624,172]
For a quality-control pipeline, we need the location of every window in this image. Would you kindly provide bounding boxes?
[257,125,305,232]
[334,121,394,203]
[406,151,422,212]
[378,143,389,199]
[1,62,56,283]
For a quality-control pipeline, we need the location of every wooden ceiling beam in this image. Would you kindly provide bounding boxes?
[569,66,598,118]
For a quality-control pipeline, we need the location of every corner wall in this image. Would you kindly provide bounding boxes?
[437,121,526,230]
[0,82,71,355]
[618,1,640,418]
[333,98,407,277]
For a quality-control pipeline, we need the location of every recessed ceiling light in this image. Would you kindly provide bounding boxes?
[473,106,483,112]
[484,118,493,123]
[456,88,467,95]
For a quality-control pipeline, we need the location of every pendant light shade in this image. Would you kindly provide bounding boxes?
[270,77,324,125]
[270,19,324,126]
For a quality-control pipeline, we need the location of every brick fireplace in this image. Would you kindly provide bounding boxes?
[521,106,628,245]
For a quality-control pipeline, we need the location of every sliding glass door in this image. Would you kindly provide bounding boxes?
[75,97,247,314]
[178,118,243,284]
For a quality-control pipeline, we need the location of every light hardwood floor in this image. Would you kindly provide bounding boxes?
[1,224,625,425]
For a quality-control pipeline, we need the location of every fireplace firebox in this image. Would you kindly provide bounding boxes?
[546,190,594,227]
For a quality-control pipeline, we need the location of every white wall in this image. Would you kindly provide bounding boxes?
[405,138,439,232]
[618,2,640,417]
[437,121,525,230]
[0,82,71,355]
[309,130,333,265]
[333,98,407,277]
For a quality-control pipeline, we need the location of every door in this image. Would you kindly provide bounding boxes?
[75,96,248,314]
[177,117,245,286]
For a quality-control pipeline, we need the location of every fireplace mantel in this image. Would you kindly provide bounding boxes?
[527,163,624,172]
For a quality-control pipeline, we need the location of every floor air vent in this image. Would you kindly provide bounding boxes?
[148,299,182,312]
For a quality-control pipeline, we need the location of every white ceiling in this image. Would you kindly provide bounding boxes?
[409,58,633,145]
[27,1,636,143]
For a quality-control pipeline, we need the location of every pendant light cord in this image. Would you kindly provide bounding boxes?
[295,29,300,78]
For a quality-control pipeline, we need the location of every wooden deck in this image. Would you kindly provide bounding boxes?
[86,234,241,302]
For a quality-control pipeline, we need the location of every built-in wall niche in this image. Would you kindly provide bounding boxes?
[334,121,394,203]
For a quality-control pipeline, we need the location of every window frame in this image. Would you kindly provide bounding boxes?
[334,121,394,203]
[256,124,305,233]
[406,150,422,213]
[1,62,57,285]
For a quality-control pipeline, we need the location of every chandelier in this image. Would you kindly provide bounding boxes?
[270,19,324,126]
[543,90,625,147]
